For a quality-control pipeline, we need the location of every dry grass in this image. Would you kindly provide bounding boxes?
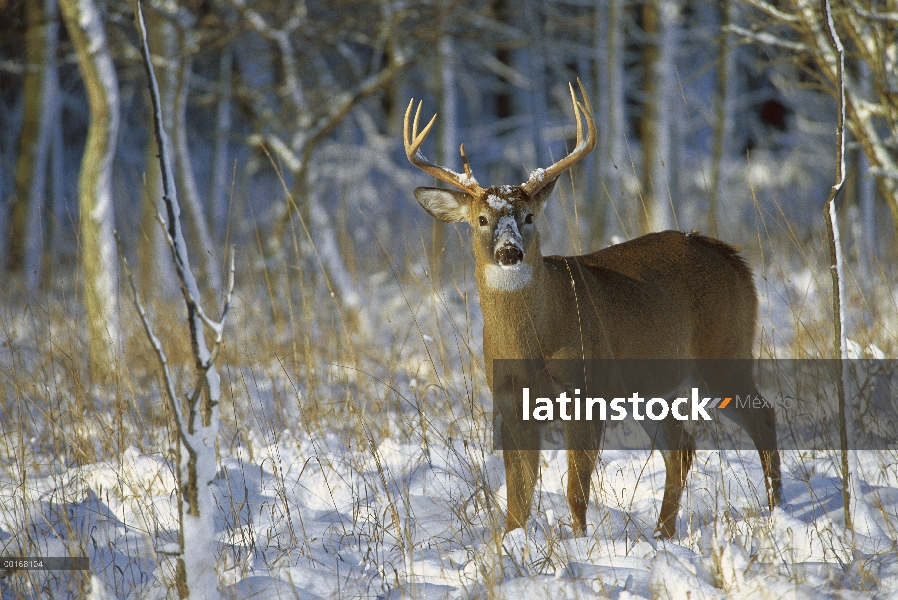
[1,176,897,597]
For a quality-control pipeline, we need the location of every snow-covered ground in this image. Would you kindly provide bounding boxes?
[2,245,897,599]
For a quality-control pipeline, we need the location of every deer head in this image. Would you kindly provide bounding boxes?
[404,80,596,290]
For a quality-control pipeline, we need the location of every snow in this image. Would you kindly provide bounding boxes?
[2,240,898,599]
[493,214,523,249]
[458,172,480,188]
[6,430,898,597]
[524,168,546,186]
[487,194,510,212]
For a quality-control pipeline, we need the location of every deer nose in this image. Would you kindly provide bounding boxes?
[495,244,524,266]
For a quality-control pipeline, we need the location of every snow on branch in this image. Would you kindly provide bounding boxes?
[135,0,230,370]
[725,24,812,53]
[741,0,801,23]
[228,0,309,115]
[849,3,898,23]
[133,1,237,595]
[248,54,408,183]
[869,167,898,181]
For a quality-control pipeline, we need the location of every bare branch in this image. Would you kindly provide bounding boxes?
[247,133,302,172]
[849,3,898,23]
[725,24,812,53]
[228,0,309,117]
[302,54,409,162]
[154,212,225,338]
[820,0,854,534]
[742,0,801,22]
[823,4,845,195]
[869,167,898,181]
[115,231,192,452]
[248,52,408,182]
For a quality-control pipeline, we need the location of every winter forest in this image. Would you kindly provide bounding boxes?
[1,0,898,597]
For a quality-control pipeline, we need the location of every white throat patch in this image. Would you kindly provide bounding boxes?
[484,263,533,291]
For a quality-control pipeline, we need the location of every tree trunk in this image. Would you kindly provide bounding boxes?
[172,22,221,296]
[430,32,457,288]
[43,85,65,289]
[638,0,677,234]
[141,5,179,299]
[708,0,732,239]
[603,0,628,240]
[210,47,233,242]
[60,0,120,375]
[856,61,876,266]
[10,0,59,292]
[591,0,617,243]
[660,0,680,226]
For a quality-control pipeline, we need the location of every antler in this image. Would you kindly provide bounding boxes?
[404,99,486,198]
[521,79,597,197]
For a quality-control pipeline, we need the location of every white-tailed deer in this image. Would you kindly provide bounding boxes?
[404,80,781,539]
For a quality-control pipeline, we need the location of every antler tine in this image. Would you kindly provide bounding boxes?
[522,78,597,197]
[403,99,414,149]
[460,144,475,180]
[578,77,593,118]
[404,99,485,197]
[570,83,583,146]
[404,99,437,158]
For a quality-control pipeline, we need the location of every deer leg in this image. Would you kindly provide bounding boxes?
[732,397,782,508]
[759,444,782,509]
[503,448,540,532]
[566,448,599,536]
[499,403,541,533]
[656,426,695,539]
[709,375,783,510]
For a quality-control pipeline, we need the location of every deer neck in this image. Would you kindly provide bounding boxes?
[474,244,549,357]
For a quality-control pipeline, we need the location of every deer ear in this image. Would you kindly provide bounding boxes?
[414,187,470,223]
[532,178,558,208]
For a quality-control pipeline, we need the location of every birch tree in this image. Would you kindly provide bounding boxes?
[230,0,407,311]
[593,0,626,241]
[638,0,679,234]
[9,0,60,292]
[60,0,120,374]
[735,0,898,240]
[820,0,888,542]
[708,0,733,238]
[129,3,237,595]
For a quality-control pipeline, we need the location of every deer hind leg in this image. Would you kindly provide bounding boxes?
[702,363,783,509]
[503,448,540,532]
[727,389,782,509]
[656,423,695,539]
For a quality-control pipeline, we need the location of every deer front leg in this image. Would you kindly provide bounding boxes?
[496,373,542,533]
[503,448,540,532]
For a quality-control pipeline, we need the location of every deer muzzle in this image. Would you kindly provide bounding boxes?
[494,215,524,267]
[496,244,524,266]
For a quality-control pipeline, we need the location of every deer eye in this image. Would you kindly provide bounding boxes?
[478,216,488,227]
[524,213,534,224]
